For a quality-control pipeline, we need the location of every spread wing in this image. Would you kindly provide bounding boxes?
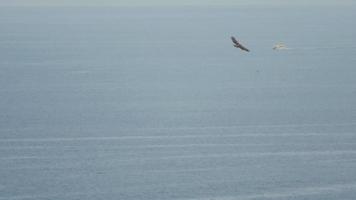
[239,44,250,52]
[231,36,239,45]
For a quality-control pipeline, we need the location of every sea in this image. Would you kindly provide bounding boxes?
[1,5,356,200]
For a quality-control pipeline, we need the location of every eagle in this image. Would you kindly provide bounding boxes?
[231,36,250,52]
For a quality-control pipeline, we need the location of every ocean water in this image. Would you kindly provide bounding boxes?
[1,6,356,200]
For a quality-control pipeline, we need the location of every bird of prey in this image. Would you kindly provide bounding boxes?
[231,36,250,52]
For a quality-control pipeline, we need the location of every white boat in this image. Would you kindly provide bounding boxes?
[273,43,288,50]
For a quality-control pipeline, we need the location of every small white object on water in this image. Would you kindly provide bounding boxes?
[273,43,288,50]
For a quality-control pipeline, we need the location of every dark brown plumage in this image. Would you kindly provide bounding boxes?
[231,36,250,52]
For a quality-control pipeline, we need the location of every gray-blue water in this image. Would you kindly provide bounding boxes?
[1,6,356,200]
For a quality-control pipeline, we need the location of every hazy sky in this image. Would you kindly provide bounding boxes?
[1,0,355,6]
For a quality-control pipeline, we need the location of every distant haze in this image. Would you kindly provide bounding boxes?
[1,0,355,6]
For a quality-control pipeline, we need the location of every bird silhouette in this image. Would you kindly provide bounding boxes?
[231,36,250,52]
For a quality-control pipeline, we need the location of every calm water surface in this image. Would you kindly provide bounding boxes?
[1,6,356,200]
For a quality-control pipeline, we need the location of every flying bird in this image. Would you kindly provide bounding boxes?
[231,36,250,52]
